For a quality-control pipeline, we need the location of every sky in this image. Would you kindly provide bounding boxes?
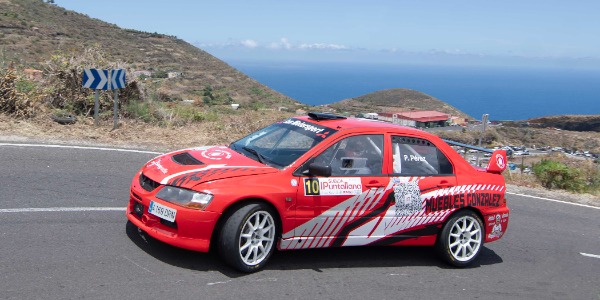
[54,0,600,69]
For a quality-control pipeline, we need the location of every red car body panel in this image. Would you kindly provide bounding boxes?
[127,115,509,254]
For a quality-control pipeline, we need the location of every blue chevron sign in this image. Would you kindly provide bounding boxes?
[82,69,126,90]
[110,69,126,89]
[83,69,108,90]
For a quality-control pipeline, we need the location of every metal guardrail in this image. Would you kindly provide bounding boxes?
[443,139,494,154]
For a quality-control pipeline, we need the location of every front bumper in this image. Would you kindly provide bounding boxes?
[127,187,220,253]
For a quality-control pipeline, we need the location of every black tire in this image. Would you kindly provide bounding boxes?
[218,203,278,273]
[436,210,484,267]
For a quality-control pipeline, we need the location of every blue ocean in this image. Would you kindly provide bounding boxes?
[230,61,600,120]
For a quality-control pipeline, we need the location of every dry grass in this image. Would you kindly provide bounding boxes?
[0,110,294,152]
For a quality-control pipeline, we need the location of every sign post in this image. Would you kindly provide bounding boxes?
[93,90,99,126]
[477,113,490,166]
[113,90,118,130]
[82,68,126,128]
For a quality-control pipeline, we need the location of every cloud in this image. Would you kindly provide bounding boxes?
[240,39,259,48]
[199,37,350,52]
[298,43,349,50]
[267,38,293,50]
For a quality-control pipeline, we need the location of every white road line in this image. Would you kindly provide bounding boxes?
[0,207,126,213]
[122,255,155,275]
[506,192,600,210]
[207,280,233,286]
[580,252,600,259]
[0,143,162,155]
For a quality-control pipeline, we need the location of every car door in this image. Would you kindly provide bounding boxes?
[290,134,393,249]
[382,135,457,236]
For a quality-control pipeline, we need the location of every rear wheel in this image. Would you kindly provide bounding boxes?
[437,210,483,267]
[218,203,277,273]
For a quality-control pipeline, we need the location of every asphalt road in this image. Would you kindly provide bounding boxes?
[0,143,598,300]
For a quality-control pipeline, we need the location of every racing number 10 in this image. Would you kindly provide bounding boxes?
[304,178,320,196]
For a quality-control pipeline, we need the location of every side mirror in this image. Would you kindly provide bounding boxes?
[308,163,332,177]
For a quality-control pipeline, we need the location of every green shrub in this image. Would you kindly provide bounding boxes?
[532,159,587,192]
[124,100,156,123]
[15,79,36,93]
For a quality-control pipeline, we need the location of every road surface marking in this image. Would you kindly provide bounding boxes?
[0,143,162,155]
[0,207,126,213]
[207,280,233,286]
[580,252,600,259]
[507,192,600,210]
[122,255,155,275]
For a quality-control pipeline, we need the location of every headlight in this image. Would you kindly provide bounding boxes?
[156,186,213,210]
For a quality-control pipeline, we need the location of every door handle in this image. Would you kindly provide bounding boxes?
[365,180,384,188]
[437,180,453,188]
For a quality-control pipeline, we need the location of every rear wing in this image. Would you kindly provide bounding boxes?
[443,139,507,174]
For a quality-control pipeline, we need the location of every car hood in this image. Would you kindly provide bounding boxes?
[141,146,278,189]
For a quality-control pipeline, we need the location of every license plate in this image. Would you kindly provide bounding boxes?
[148,201,177,222]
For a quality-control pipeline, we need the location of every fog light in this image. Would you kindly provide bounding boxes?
[133,202,144,217]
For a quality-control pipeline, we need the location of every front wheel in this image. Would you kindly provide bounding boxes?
[218,203,278,273]
[436,210,484,267]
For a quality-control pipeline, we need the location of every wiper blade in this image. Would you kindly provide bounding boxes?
[242,146,266,164]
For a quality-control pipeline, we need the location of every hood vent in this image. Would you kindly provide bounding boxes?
[172,152,204,166]
[139,173,160,192]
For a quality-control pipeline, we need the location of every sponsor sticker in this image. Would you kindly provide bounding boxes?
[148,158,168,174]
[283,119,325,134]
[304,177,363,196]
[201,148,232,160]
[487,212,509,240]
[496,154,506,169]
[393,180,422,216]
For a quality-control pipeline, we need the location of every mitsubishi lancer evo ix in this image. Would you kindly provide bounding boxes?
[127,113,509,272]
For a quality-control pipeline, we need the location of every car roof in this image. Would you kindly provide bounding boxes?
[295,114,427,135]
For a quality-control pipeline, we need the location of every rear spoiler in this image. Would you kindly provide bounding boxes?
[443,139,508,174]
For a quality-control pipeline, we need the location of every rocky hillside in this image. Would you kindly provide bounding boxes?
[525,115,600,132]
[0,0,298,108]
[326,88,472,119]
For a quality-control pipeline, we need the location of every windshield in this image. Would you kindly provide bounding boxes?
[230,118,337,168]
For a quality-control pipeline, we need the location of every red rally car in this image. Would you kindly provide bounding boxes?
[127,113,509,272]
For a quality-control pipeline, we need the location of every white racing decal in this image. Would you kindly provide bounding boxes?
[282,119,325,134]
[495,154,506,169]
[148,158,168,174]
[200,147,232,160]
[403,154,426,162]
[159,164,272,185]
[281,178,508,250]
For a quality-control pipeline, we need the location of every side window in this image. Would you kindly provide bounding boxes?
[392,136,453,176]
[311,135,384,176]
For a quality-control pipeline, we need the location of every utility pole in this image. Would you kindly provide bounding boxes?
[477,114,489,166]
